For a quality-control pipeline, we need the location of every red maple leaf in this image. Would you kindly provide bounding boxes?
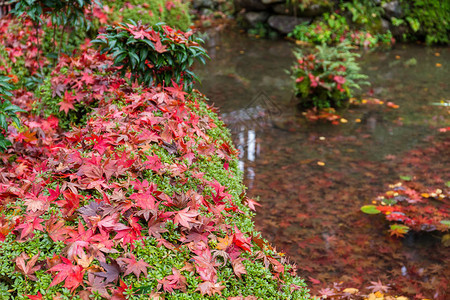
[231,257,247,279]
[232,226,252,252]
[94,259,121,284]
[15,252,41,281]
[58,91,76,114]
[128,27,151,40]
[45,215,71,242]
[15,216,45,240]
[117,254,149,279]
[154,38,167,53]
[48,257,85,291]
[80,71,95,85]
[173,207,199,230]
[26,292,43,300]
[195,281,225,296]
[56,190,83,217]
[157,267,187,293]
[193,248,218,282]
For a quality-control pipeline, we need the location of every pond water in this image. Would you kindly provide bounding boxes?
[196,28,449,298]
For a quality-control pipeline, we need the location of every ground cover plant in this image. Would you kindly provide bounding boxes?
[0,11,311,299]
[291,43,369,110]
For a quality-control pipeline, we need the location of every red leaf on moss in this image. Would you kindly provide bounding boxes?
[195,281,225,296]
[157,267,187,293]
[48,257,85,291]
[117,254,149,279]
[15,252,41,280]
[232,226,251,252]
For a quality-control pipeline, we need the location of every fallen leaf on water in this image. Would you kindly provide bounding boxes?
[343,288,359,294]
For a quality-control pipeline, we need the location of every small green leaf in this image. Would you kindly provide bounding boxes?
[440,220,450,227]
[361,205,381,214]
[399,175,412,181]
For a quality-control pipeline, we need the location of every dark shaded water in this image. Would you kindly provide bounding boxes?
[196,29,449,298]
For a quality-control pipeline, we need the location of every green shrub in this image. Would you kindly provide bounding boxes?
[398,0,450,44]
[93,21,208,91]
[0,76,25,151]
[13,0,95,56]
[289,12,394,49]
[32,49,115,130]
[291,43,369,109]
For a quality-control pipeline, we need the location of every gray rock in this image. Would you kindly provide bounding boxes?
[381,18,390,33]
[272,3,330,17]
[272,3,296,15]
[261,0,284,4]
[235,0,268,11]
[245,11,270,27]
[193,0,215,9]
[389,22,409,39]
[382,1,403,19]
[300,4,330,17]
[268,15,311,34]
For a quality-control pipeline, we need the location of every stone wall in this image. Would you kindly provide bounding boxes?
[233,0,410,37]
[235,0,335,34]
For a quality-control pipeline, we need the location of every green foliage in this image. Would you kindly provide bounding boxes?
[340,0,383,31]
[289,0,333,11]
[104,0,192,31]
[398,0,450,44]
[289,12,394,49]
[93,21,208,91]
[0,76,25,151]
[291,43,369,109]
[32,75,93,130]
[13,0,94,28]
[289,13,348,45]
[12,0,95,63]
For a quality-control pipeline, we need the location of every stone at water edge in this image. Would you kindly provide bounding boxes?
[245,11,270,27]
[268,15,312,34]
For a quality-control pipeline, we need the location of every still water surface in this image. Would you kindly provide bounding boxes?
[196,29,449,298]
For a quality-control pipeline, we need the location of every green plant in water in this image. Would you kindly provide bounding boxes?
[291,42,369,110]
[93,20,208,91]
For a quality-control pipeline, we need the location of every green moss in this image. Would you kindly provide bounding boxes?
[104,0,191,30]
[399,0,450,44]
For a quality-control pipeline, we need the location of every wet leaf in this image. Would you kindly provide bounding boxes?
[361,205,381,214]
